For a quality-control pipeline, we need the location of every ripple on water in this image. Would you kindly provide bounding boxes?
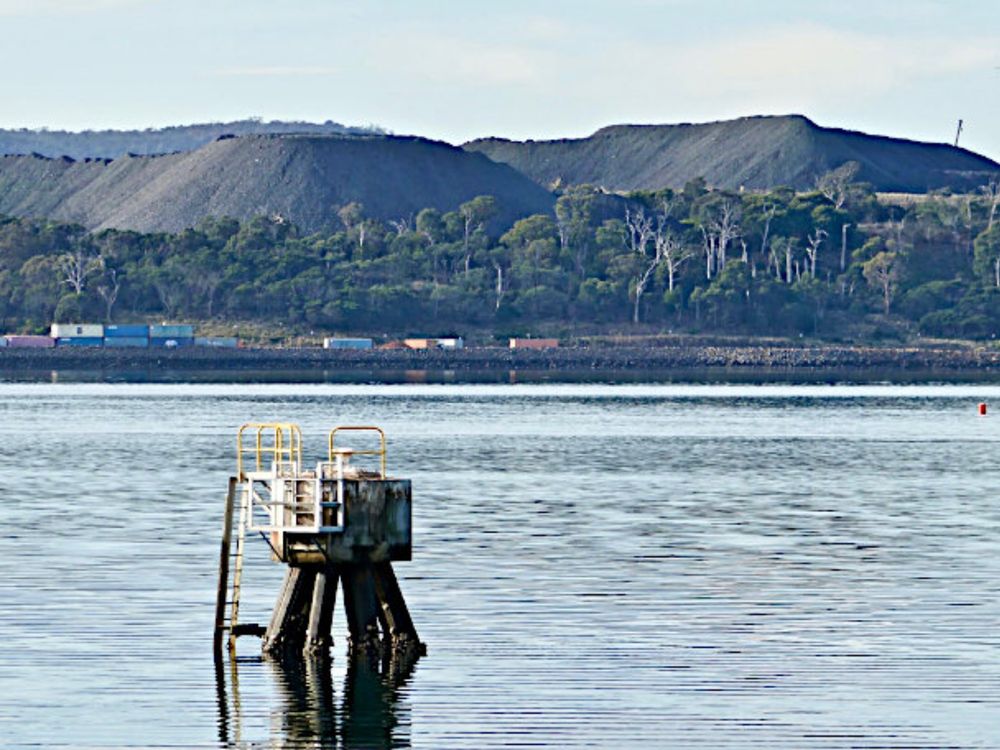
[0,383,998,748]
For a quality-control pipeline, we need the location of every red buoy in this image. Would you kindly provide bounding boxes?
[979,403,987,416]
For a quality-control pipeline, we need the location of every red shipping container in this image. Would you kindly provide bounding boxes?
[509,338,559,350]
[6,335,55,348]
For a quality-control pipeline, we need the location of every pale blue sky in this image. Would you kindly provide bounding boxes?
[2,0,998,157]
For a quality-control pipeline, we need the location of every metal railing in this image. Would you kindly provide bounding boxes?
[328,426,387,478]
[236,422,303,480]
[234,422,389,537]
[245,472,343,535]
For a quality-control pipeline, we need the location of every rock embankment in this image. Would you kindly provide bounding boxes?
[2,343,1000,373]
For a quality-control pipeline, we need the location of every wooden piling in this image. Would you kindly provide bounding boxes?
[213,477,237,654]
[304,568,338,654]
[263,567,317,654]
[341,564,382,651]
[372,561,420,645]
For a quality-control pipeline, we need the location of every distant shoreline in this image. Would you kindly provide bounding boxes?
[4,344,1000,382]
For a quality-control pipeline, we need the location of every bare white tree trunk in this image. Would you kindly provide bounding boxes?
[892,217,905,250]
[95,268,121,323]
[840,223,851,272]
[981,178,1000,232]
[657,229,690,294]
[711,199,741,273]
[760,202,776,260]
[625,206,656,324]
[388,217,412,235]
[817,161,860,209]
[806,228,827,277]
[58,250,102,294]
[701,227,717,280]
[493,262,506,310]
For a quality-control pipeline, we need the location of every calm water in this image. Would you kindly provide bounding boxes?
[2,382,1000,748]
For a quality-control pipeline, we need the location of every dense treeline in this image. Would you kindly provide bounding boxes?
[2,164,1000,340]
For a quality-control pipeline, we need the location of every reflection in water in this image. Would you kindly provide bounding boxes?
[216,649,419,749]
[12,365,1000,385]
[9,384,1000,746]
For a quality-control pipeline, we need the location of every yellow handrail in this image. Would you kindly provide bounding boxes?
[328,426,387,478]
[236,422,303,480]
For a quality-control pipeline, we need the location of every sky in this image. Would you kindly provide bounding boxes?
[1,0,998,157]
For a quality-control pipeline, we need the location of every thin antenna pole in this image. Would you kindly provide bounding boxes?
[954,119,964,148]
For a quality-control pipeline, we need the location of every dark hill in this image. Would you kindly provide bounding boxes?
[0,134,554,233]
[0,119,381,160]
[464,115,1000,193]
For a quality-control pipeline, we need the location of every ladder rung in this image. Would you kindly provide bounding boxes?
[231,623,267,637]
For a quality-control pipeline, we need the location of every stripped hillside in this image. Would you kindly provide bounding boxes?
[464,115,1000,193]
[0,119,380,159]
[0,134,554,233]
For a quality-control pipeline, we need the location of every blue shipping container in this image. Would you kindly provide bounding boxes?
[149,337,194,348]
[324,337,374,350]
[105,324,149,338]
[195,337,238,348]
[103,336,149,348]
[0,337,7,348]
[56,337,103,346]
[149,324,195,338]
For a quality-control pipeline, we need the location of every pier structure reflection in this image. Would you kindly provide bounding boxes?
[215,647,419,749]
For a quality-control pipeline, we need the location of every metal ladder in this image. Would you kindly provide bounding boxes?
[214,479,265,653]
[213,423,376,654]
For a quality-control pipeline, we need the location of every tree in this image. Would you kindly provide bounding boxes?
[57,248,102,294]
[749,196,779,260]
[578,278,621,322]
[501,214,557,251]
[692,194,741,280]
[862,251,900,314]
[804,228,827,277]
[488,244,513,312]
[338,202,363,232]
[415,208,444,245]
[458,195,497,273]
[657,225,692,293]
[770,236,798,283]
[502,215,557,291]
[973,224,1000,288]
[555,185,597,280]
[980,177,1000,232]
[0,270,14,329]
[54,293,89,323]
[388,216,412,236]
[624,206,654,323]
[816,161,860,210]
[337,202,366,252]
[94,267,122,323]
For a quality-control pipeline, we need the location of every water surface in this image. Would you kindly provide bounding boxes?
[1,383,999,748]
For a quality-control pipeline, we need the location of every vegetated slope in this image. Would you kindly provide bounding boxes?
[464,115,1000,193]
[0,119,382,159]
[0,134,554,233]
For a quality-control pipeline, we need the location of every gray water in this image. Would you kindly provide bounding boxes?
[2,383,999,748]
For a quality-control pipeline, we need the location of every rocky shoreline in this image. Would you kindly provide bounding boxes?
[3,343,1000,376]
